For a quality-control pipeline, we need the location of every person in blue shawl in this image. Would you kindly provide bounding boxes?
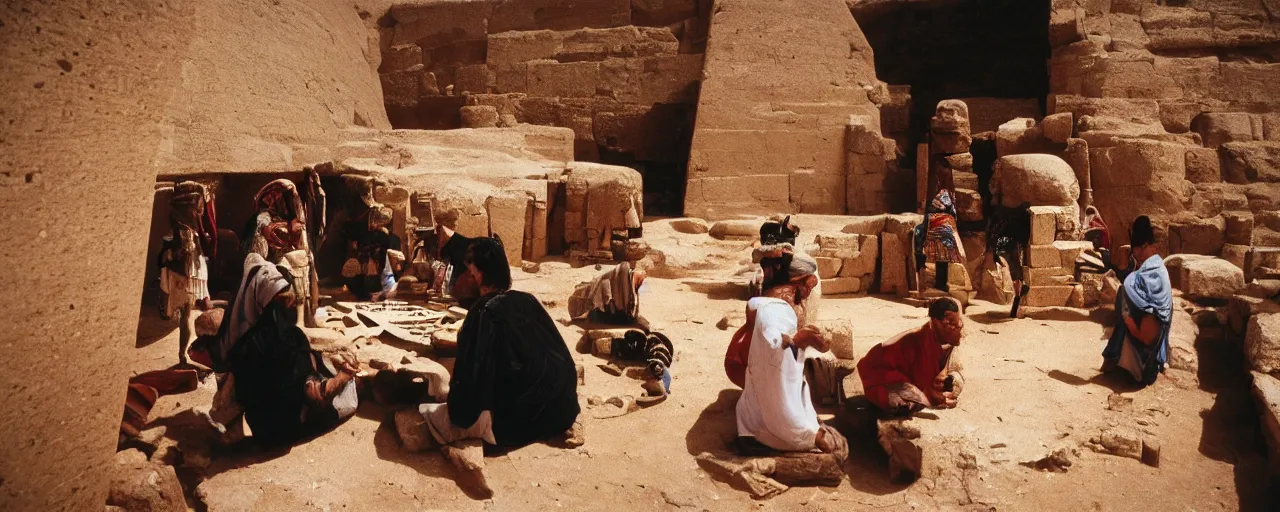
[1102,216,1173,385]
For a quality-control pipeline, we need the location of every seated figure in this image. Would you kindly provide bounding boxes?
[190,253,359,448]
[396,238,581,497]
[1101,216,1172,385]
[858,298,965,417]
[726,243,820,389]
[567,261,646,326]
[735,297,848,461]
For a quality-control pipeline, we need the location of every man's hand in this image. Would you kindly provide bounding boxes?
[933,372,949,393]
[932,391,957,409]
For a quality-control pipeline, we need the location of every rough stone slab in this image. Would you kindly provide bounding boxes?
[708,219,760,240]
[1247,313,1280,374]
[1182,257,1246,301]
[812,319,855,360]
[1169,216,1226,256]
[1029,206,1061,245]
[1042,112,1074,143]
[1028,244,1061,268]
[1169,309,1199,373]
[841,215,887,235]
[879,232,909,296]
[815,257,843,279]
[822,276,862,295]
[1028,266,1071,286]
[991,153,1080,207]
[1024,285,1075,307]
[1250,371,1280,475]
[1054,240,1095,269]
[1186,147,1222,184]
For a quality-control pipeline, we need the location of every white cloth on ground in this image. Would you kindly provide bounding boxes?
[419,403,496,446]
[735,297,819,452]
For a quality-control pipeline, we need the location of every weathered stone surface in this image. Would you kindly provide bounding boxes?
[1225,211,1255,246]
[382,44,424,73]
[931,99,972,154]
[107,462,186,512]
[1185,147,1223,184]
[1027,266,1070,287]
[1042,112,1074,143]
[487,193,530,265]
[1192,113,1256,149]
[1222,142,1280,184]
[991,154,1081,208]
[954,188,983,222]
[815,234,878,280]
[879,232,909,297]
[841,215,887,236]
[979,254,1015,305]
[996,118,1048,157]
[1169,309,1199,373]
[822,277,862,295]
[459,105,499,128]
[1028,244,1061,268]
[815,257,843,279]
[1029,206,1060,245]
[1247,313,1280,374]
[669,217,709,234]
[1024,285,1076,308]
[1168,216,1226,256]
[1095,428,1143,461]
[708,219,761,240]
[1182,257,1246,301]
[1251,371,1280,475]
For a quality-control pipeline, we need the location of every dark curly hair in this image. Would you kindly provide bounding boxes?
[464,236,511,291]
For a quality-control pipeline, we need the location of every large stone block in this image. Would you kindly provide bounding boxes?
[381,44,424,73]
[390,1,494,47]
[1028,266,1071,287]
[631,0,700,26]
[841,215,887,236]
[1090,138,1188,189]
[1185,147,1223,184]
[880,232,908,296]
[954,188,982,222]
[1054,240,1095,268]
[526,60,600,97]
[487,193,531,265]
[1180,256,1246,301]
[996,118,1048,157]
[1028,244,1061,268]
[1225,211,1254,245]
[1251,371,1280,475]
[1169,309,1199,373]
[381,66,425,108]
[815,257,843,279]
[822,277,862,296]
[1029,206,1061,245]
[1042,112,1074,143]
[991,154,1081,208]
[790,168,845,214]
[1247,313,1280,374]
[1168,216,1226,256]
[1193,113,1256,149]
[489,0,632,33]
[1024,285,1076,307]
[1221,142,1280,184]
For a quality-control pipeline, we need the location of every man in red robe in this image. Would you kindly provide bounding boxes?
[857,298,965,416]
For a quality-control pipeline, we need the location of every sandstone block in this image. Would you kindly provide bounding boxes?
[454,64,494,94]
[1182,257,1246,301]
[816,257,843,279]
[953,171,978,191]
[1185,147,1222,184]
[1029,206,1060,245]
[954,188,983,222]
[1223,243,1249,270]
[107,462,186,512]
[1024,285,1075,307]
[1028,266,1070,287]
[1250,371,1280,475]
[1042,112,1074,143]
[708,219,759,240]
[1079,271,1103,307]
[1053,240,1094,268]
[1193,113,1256,149]
[1028,244,1061,268]
[489,0,631,33]
[1169,309,1199,373]
[487,194,530,266]
[880,232,909,297]
[823,277,862,296]
[1248,313,1280,374]
[946,153,974,174]
[1221,142,1280,184]
[527,60,600,98]
[459,105,499,128]
[990,154,1081,208]
[996,118,1048,157]
[381,44,424,73]
[669,217,709,234]
[381,66,425,108]
[841,215,887,236]
[1090,139,1187,189]
[1168,216,1226,256]
[394,408,432,452]
[1225,211,1254,246]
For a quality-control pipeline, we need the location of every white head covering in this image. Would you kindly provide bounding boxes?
[219,253,291,360]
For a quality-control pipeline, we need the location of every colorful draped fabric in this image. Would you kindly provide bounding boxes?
[915,190,965,264]
[1102,254,1172,384]
[857,322,960,411]
[1082,206,1111,250]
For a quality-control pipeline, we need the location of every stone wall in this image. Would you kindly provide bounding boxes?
[686,0,890,219]
[1049,0,1280,251]
[377,0,708,214]
[0,1,393,508]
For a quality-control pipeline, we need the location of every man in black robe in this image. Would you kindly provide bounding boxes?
[396,237,581,496]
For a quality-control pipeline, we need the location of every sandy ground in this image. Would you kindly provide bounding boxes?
[129,219,1278,512]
